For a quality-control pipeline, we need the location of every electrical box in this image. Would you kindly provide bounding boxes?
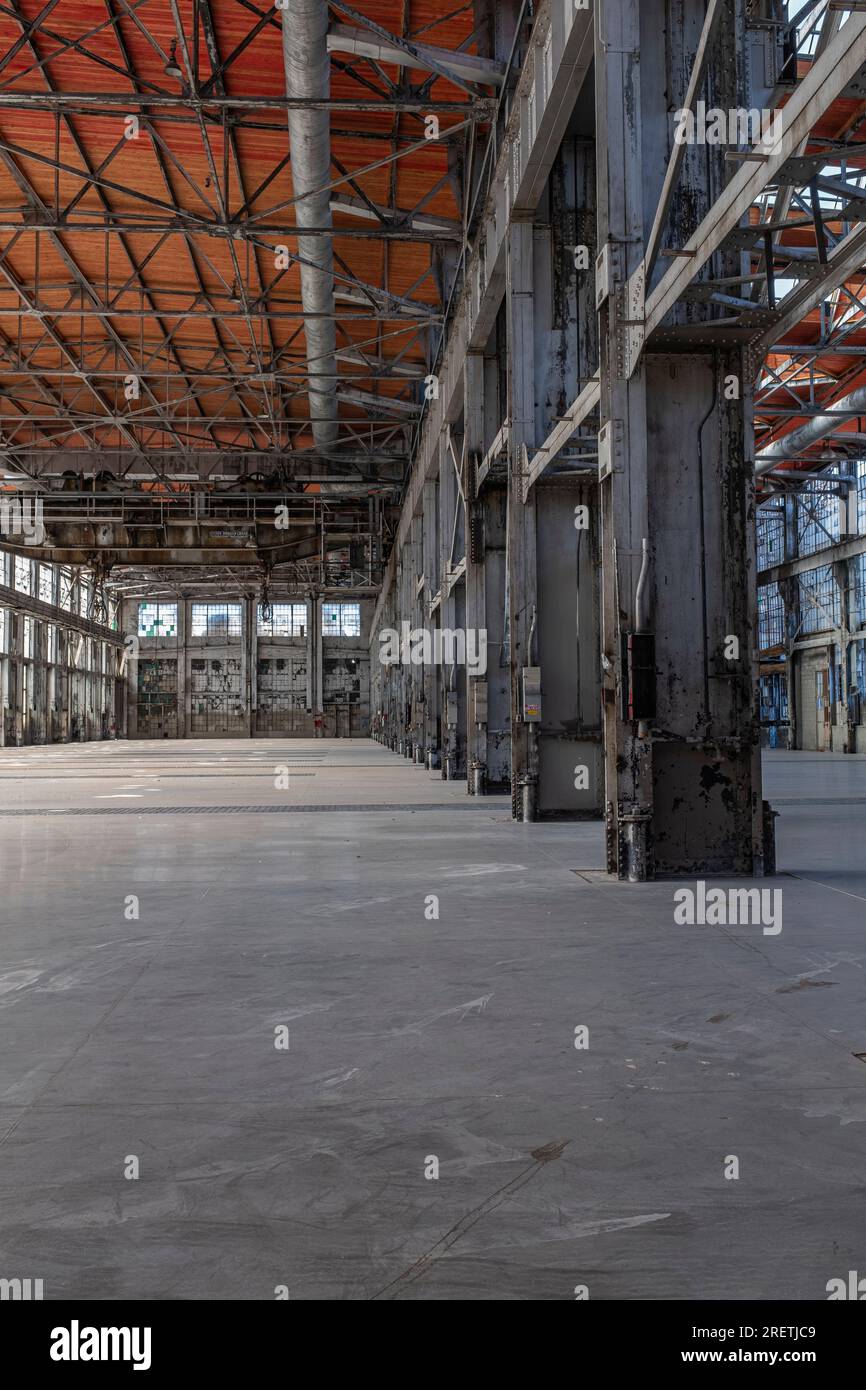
[621,633,656,722]
[445,691,458,728]
[471,680,488,726]
[598,418,623,480]
[521,666,542,723]
[595,244,613,309]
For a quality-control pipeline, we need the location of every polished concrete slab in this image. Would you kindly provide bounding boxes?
[0,740,864,1300]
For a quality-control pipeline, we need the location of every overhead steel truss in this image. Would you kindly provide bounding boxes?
[0,0,496,492]
[517,2,866,504]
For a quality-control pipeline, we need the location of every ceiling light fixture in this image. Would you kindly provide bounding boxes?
[164,40,182,80]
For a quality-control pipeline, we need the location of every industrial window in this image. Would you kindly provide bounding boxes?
[0,608,7,652]
[757,508,784,570]
[190,602,243,638]
[14,555,31,594]
[59,568,73,611]
[798,484,839,558]
[759,672,788,726]
[322,601,360,636]
[79,580,90,618]
[90,586,107,627]
[799,565,840,635]
[23,615,34,658]
[138,601,178,638]
[323,655,361,702]
[758,582,784,650]
[852,553,866,630]
[38,564,54,604]
[258,602,307,637]
[858,460,866,535]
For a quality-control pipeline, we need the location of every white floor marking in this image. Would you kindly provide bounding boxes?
[788,872,866,905]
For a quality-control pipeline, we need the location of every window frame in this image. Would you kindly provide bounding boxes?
[321,601,361,637]
[138,601,179,639]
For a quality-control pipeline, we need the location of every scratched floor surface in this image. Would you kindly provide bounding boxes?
[0,740,864,1299]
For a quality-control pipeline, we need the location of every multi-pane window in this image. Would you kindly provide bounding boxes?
[190,602,242,638]
[22,616,34,658]
[857,461,866,535]
[59,568,73,611]
[757,508,785,570]
[799,565,840,635]
[138,601,178,638]
[0,607,7,652]
[14,555,30,594]
[38,564,54,604]
[322,601,360,636]
[758,582,785,650]
[257,602,307,637]
[852,553,866,631]
[759,672,788,725]
[79,580,91,618]
[798,484,839,557]
[90,587,106,626]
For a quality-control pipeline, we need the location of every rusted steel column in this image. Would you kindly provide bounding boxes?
[596,0,765,876]
[506,219,539,820]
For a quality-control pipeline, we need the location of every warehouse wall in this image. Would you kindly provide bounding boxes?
[0,550,121,747]
[757,470,866,755]
[123,595,373,739]
[759,644,866,754]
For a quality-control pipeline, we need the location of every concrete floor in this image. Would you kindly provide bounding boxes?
[0,740,864,1300]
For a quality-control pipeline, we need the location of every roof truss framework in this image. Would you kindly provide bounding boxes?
[19,3,866,600]
[518,3,866,505]
[0,0,494,489]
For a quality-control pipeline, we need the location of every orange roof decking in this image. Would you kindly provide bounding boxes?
[3,5,865,501]
[0,0,491,467]
[753,46,866,484]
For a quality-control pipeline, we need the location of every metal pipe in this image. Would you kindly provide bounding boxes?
[634,537,651,741]
[281,0,339,450]
[634,538,650,633]
[519,778,537,823]
[756,382,866,474]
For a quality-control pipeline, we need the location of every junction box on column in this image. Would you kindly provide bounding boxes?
[521,666,542,723]
[620,633,656,722]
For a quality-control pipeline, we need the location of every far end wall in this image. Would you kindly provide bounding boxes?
[123,595,374,739]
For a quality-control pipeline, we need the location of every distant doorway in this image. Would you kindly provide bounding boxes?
[815,668,831,751]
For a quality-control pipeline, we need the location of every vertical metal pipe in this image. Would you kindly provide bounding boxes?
[281,0,339,449]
